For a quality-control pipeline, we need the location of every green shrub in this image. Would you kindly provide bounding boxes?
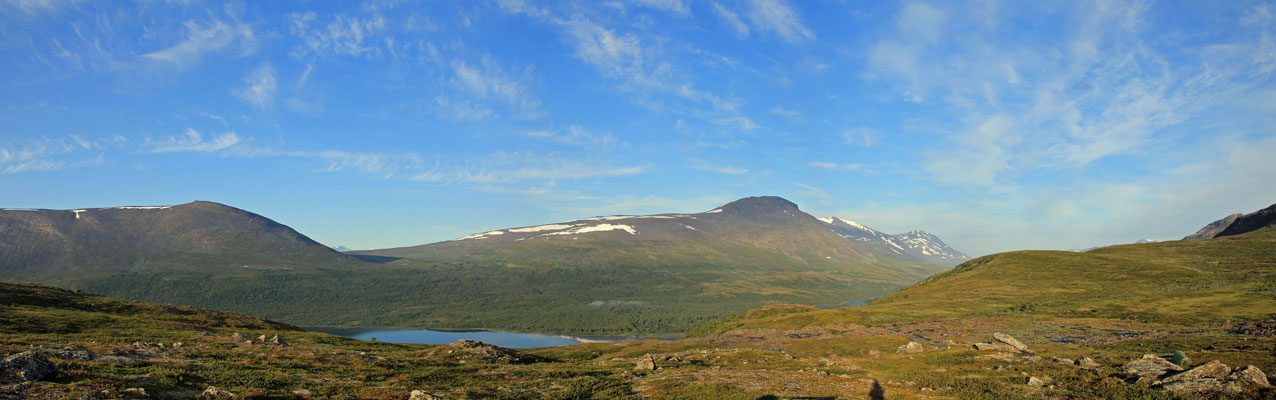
[1170,350,1190,366]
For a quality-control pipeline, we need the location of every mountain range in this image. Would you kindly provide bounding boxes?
[3,202,1274,399]
[361,196,967,268]
[0,196,964,335]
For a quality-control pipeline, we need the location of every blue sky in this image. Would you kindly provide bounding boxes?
[3,0,1275,256]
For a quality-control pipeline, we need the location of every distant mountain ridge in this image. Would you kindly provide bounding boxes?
[1184,202,1276,240]
[0,201,355,276]
[365,195,967,268]
[0,196,966,334]
[817,217,969,266]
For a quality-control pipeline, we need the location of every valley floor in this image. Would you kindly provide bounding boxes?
[3,282,1274,399]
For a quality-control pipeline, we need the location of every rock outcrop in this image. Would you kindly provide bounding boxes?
[1152,360,1272,395]
[0,351,58,383]
[1122,354,1183,384]
[410,390,447,400]
[426,340,548,365]
[636,354,657,371]
[896,341,924,354]
[198,386,239,399]
[973,332,1033,354]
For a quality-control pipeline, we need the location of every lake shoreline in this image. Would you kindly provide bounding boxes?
[306,326,680,348]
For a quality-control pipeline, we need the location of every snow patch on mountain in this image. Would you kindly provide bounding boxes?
[542,224,637,236]
[508,224,576,233]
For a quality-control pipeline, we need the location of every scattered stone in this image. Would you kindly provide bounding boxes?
[198,386,238,399]
[1076,356,1101,369]
[0,351,59,383]
[866,349,881,358]
[122,387,148,397]
[1052,357,1074,365]
[172,342,183,348]
[409,390,446,400]
[257,334,268,342]
[1228,317,1276,337]
[1027,376,1046,386]
[636,354,657,371]
[897,341,924,354]
[992,332,1033,354]
[230,332,245,341]
[269,335,288,347]
[1122,354,1183,384]
[973,342,1018,352]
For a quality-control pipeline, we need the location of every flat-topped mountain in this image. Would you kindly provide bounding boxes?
[0,201,356,277]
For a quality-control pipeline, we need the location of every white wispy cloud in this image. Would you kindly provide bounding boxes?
[288,11,387,58]
[741,0,814,43]
[809,161,866,171]
[556,194,731,216]
[3,0,62,15]
[770,106,798,117]
[794,182,832,204]
[411,152,646,184]
[0,135,126,174]
[862,2,1265,187]
[143,129,242,153]
[519,125,618,149]
[233,63,277,110]
[563,19,645,79]
[690,157,748,174]
[712,2,750,39]
[450,56,543,119]
[629,0,690,17]
[142,19,256,68]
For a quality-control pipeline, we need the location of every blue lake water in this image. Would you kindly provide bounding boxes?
[309,327,667,348]
[816,298,874,308]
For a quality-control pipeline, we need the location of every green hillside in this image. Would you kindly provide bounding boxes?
[691,227,1276,334]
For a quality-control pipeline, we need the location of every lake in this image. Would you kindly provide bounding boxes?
[816,298,874,308]
[309,327,671,348]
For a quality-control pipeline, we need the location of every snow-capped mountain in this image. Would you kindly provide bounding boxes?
[818,216,969,266]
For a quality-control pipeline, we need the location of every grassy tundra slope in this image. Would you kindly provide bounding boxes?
[695,226,1276,333]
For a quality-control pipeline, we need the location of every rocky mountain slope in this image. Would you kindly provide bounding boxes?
[1184,202,1276,240]
[818,216,969,266]
[362,196,961,278]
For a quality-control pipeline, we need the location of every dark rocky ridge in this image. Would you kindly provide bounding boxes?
[1215,203,1276,238]
[1184,213,1244,240]
[1185,202,1276,240]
